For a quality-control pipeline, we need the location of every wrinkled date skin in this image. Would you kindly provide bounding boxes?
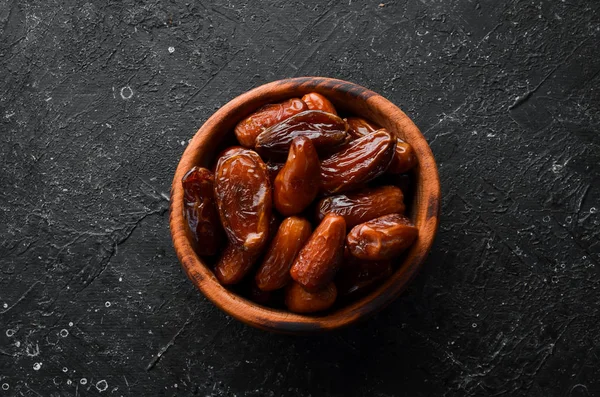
[336,258,392,298]
[255,110,348,160]
[214,148,272,253]
[346,117,416,174]
[182,167,225,256]
[301,92,338,115]
[346,214,418,260]
[290,214,346,291]
[215,244,261,285]
[346,117,378,139]
[274,136,321,216]
[255,217,312,291]
[320,130,396,194]
[285,282,337,313]
[234,98,307,148]
[316,185,405,228]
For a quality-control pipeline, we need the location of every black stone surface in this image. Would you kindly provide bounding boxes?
[1,0,599,396]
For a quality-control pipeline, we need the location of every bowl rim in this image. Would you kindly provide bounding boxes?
[169,77,440,334]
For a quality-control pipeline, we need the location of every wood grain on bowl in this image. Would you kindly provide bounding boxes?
[170,77,440,334]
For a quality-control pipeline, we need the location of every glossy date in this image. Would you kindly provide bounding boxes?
[182,166,225,256]
[255,110,348,160]
[301,92,337,115]
[320,130,396,194]
[316,185,405,228]
[214,148,272,253]
[255,217,312,291]
[274,136,320,216]
[234,98,307,148]
[290,214,346,291]
[346,214,418,260]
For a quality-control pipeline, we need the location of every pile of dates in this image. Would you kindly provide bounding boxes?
[182,93,418,314]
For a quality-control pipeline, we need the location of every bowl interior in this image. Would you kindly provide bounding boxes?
[170,77,440,333]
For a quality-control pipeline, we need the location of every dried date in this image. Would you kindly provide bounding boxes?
[346,117,416,174]
[255,110,348,160]
[214,148,272,252]
[320,130,395,194]
[290,214,346,291]
[255,217,312,291]
[301,92,337,115]
[346,214,418,260]
[214,243,260,285]
[274,136,320,216]
[316,185,405,228]
[182,166,225,256]
[234,98,307,148]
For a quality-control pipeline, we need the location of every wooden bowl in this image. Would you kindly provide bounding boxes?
[170,77,440,334]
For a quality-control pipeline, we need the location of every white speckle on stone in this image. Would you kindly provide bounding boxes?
[180,140,185,146]
[168,46,175,53]
[486,133,496,138]
[590,207,597,214]
[68,322,73,327]
[2,302,7,308]
[1,383,8,391]
[472,323,477,328]
[33,362,42,371]
[96,380,108,392]
[174,383,178,388]
[6,329,15,337]
[120,86,133,100]
[552,163,563,173]
[80,378,88,385]
[60,329,69,338]
[63,367,68,373]
[14,341,20,347]
[67,380,72,385]
[119,277,123,282]
[565,216,572,224]
[471,130,478,135]
[543,215,550,222]
[105,301,111,307]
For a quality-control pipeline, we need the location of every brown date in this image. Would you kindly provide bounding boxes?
[388,140,417,174]
[234,98,307,148]
[320,130,396,194]
[316,185,405,228]
[290,214,346,291]
[336,258,392,298]
[274,136,320,216]
[255,110,348,160]
[214,243,260,285]
[346,118,416,174]
[255,217,312,291]
[346,214,418,260]
[285,282,337,313]
[345,117,378,139]
[182,167,225,256]
[214,148,272,253]
[301,92,337,115]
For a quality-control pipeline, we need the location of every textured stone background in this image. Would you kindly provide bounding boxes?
[1,0,599,396]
